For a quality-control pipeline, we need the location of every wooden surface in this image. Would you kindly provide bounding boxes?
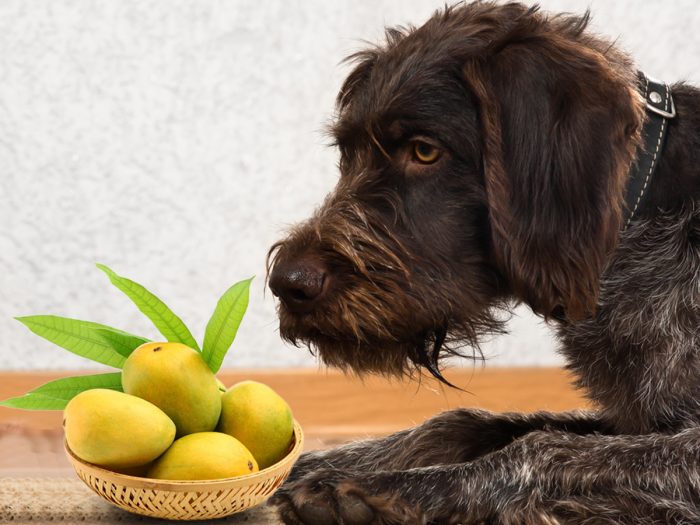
[0,368,588,524]
[0,367,589,476]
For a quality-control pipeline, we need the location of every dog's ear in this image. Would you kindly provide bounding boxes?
[463,19,643,320]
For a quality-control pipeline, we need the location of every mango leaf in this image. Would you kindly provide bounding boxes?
[202,277,253,373]
[93,328,149,358]
[15,316,128,368]
[0,393,68,410]
[96,264,200,351]
[28,372,123,401]
[0,373,124,411]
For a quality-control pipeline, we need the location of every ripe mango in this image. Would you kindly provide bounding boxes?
[122,342,221,437]
[64,389,175,469]
[217,381,294,469]
[147,432,258,480]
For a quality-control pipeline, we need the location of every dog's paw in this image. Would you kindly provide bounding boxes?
[271,468,420,525]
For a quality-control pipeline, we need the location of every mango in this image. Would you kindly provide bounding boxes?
[217,381,294,469]
[215,378,227,394]
[147,432,258,480]
[122,342,221,437]
[64,389,175,469]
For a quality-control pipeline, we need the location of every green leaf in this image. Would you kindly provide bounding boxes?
[28,372,123,401]
[96,264,200,351]
[0,393,68,410]
[202,277,253,373]
[93,328,149,358]
[15,316,128,368]
[0,372,124,411]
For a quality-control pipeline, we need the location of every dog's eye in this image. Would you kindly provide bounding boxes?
[412,141,441,164]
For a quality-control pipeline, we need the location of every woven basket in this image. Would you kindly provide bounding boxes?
[65,421,304,520]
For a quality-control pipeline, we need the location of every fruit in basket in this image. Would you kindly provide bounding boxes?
[147,432,258,480]
[217,381,294,469]
[122,342,222,436]
[64,389,175,469]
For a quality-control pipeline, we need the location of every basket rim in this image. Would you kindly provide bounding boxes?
[65,420,304,491]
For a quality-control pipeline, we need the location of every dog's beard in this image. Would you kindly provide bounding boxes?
[269,188,506,382]
[276,282,505,382]
[273,255,506,382]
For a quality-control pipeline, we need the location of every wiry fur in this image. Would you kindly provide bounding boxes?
[268,1,700,523]
[267,178,504,377]
[561,206,700,435]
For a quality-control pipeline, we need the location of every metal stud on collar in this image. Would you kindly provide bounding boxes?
[645,81,676,119]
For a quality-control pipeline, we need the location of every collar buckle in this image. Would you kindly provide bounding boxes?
[646,97,676,119]
[644,76,676,119]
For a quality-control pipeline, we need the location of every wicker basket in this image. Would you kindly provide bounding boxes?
[65,421,304,520]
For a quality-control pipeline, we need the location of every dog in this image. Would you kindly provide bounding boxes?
[267,2,700,523]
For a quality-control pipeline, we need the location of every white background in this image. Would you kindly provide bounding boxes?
[2,1,698,370]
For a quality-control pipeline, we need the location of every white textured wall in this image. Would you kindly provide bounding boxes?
[2,1,699,370]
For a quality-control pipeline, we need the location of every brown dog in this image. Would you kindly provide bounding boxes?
[268,2,700,523]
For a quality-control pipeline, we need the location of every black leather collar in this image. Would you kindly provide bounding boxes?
[552,76,676,323]
[622,72,676,230]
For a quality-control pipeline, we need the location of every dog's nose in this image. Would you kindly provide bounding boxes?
[269,257,329,313]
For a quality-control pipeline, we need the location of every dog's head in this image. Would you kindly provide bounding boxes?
[268,2,644,378]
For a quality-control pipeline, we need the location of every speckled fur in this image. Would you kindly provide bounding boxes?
[561,207,700,435]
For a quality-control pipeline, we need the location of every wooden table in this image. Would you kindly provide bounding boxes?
[0,367,588,523]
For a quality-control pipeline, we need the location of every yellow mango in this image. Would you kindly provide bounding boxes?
[217,381,294,469]
[122,342,221,437]
[147,432,258,480]
[64,389,175,469]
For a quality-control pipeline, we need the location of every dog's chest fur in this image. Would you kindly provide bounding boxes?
[560,206,700,434]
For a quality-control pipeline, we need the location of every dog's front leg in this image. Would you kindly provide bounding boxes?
[276,428,700,525]
[282,408,606,487]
